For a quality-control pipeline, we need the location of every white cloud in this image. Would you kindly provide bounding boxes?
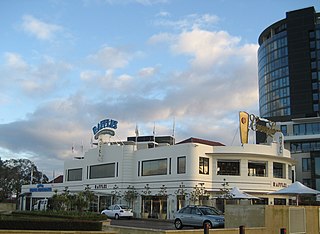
[172,29,241,69]
[80,70,99,81]
[21,15,63,40]
[4,52,28,70]
[87,46,132,70]
[154,13,219,31]
[3,53,72,97]
[148,32,176,44]
[138,67,157,77]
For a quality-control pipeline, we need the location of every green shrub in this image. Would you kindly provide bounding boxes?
[0,218,102,231]
[12,210,108,221]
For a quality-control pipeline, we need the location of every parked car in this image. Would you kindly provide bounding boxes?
[101,204,133,219]
[173,205,224,229]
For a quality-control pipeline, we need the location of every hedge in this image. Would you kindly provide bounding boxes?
[0,218,102,231]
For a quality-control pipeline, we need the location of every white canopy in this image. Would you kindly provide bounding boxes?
[270,181,320,195]
[269,181,320,205]
[230,187,260,200]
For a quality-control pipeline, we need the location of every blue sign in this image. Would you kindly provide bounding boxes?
[92,118,118,138]
[30,185,52,192]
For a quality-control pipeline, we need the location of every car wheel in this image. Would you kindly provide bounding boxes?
[174,219,183,229]
[115,214,120,220]
[203,221,212,229]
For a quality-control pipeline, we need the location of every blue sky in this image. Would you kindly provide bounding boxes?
[0,0,318,178]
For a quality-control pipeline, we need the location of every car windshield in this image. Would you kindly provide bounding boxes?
[120,205,129,209]
[199,207,221,215]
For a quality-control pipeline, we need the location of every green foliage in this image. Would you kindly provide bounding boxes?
[0,158,48,202]
[111,184,122,203]
[123,185,139,208]
[190,183,207,205]
[50,186,96,212]
[0,213,103,231]
[11,210,108,221]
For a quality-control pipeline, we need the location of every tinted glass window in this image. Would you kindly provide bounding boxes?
[142,158,167,176]
[177,156,186,174]
[199,157,209,175]
[67,168,82,181]
[90,163,115,179]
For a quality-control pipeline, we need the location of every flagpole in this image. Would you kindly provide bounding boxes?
[135,124,139,147]
[153,122,156,148]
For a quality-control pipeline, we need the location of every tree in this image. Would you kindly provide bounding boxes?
[123,185,139,209]
[0,158,48,201]
[157,185,168,219]
[111,185,122,204]
[175,182,188,209]
[190,183,207,205]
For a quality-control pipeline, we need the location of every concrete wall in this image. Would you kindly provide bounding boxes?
[226,204,320,234]
[0,203,16,212]
[225,205,265,228]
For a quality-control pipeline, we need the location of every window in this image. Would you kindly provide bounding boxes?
[90,163,115,179]
[302,158,311,172]
[280,125,287,136]
[315,157,320,177]
[303,179,311,188]
[274,198,286,205]
[273,162,285,178]
[199,157,209,175]
[217,160,240,176]
[248,161,267,177]
[67,168,82,181]
[288,165,292,180]
[142,158,167,176]
[177,156,186,174]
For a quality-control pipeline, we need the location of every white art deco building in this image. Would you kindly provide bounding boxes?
[19,117,295,219]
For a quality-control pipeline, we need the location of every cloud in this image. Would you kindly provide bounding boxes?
[172,29,241,70]
[4,52,28,70]
[154,13,220,31]
[138,66,158,77]
[2,53,72,97]
[21,15,63,40]
[87,46,133,70]
[0,20,259,176]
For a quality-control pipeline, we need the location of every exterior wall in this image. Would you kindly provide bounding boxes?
[21,140,296,218]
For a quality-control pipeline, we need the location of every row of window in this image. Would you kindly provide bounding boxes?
[260,107,291,118]
[290,141,320,153]
[258,47,288,71]
[259,57,288,77]
[258,32,287,60]
[259,66,289,88]
[67,163,118,181]
[292,123,320,136]
[259,97,291,117]
[66,157,292,181]
[259,76,289,96]
[259,87,290,107]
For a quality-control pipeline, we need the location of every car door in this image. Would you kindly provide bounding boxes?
[179,207,192,225]
[105,205,114,217]
[113,205,121,217]
[190,207,203,226]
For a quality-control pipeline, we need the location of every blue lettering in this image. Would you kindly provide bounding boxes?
[92,118,118,135]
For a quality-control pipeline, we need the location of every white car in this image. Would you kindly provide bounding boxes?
[101,204,133,219]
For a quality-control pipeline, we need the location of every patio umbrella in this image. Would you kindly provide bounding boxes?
[230,187,260,200]
[269,181,320,205]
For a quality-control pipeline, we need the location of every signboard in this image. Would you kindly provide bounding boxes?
[92,118,118,140]
[239,111,281,144]
[30,184,52,192]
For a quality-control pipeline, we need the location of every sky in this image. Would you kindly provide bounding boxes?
[0,0,318,179]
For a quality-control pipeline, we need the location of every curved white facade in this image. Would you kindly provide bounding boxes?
[21,136,295,219]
